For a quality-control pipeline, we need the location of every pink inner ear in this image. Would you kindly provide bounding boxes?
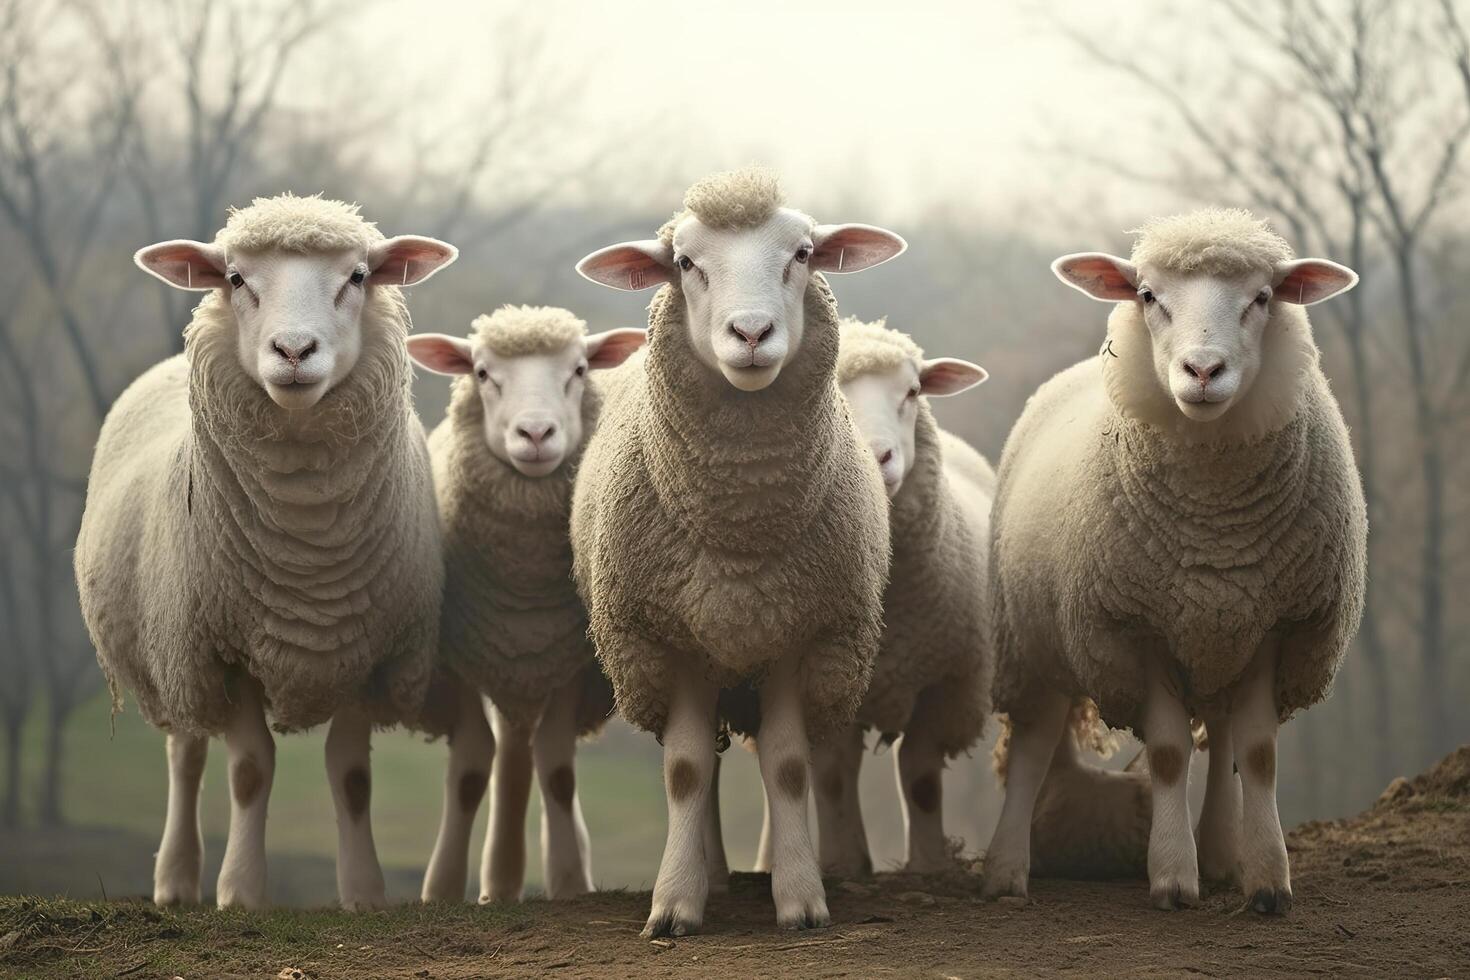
[138,242,226,290]
[1058,256,1135,300]
[586,329,647,369]
[371,237,457,287]
[812,225,905,273]
[1276,261,1355,305]
[919,359,987,396]
[578,246,671,291]
[405,335,473,375]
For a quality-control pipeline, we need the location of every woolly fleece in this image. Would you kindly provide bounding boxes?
[220,193,383,254]
[656,167,786,246]
[571,252,889,739]
[1129,208,1294,278]
[990,217,1367,733]
[75,197,441,735]
[425,307,612,734]
[837,320,992,756]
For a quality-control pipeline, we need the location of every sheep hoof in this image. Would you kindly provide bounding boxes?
[642,911,699,939]
[777,904,831,931]
[979,861,1030,901]
[1248,887,1293,916]
[1149,880,1200,911]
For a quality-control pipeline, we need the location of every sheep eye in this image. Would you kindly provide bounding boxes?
[227,271,245,289]
[1255,289,1271,306]
[574,364,587,378]
[795,246,811,264]
[678,256,694,272]
[906,386,920,401]
[349,265,367,286]
[1138,288,1155,305]
[475,367,489,382]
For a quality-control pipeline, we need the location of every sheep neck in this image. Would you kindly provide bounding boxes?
[183,289,418,597]
[641,278,847,557]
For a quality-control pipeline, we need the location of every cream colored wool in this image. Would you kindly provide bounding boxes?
[75,203,441,735]
[990,225,1367,734]
[427,307,612,734]
[656,167,785,246]
[220,193,382,255]
[837,320,991,756]
[1129,208,1294,278]
[571,278,889,739]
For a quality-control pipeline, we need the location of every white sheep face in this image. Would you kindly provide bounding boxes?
[576,214,906,392]
[840,357,987,497]
[134,235,459,410]
[1053,252,1357,423]
[406,329,646,477]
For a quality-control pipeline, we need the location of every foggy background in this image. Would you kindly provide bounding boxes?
[1,0,1466,903]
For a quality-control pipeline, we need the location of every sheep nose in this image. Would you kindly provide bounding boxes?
[271,337,317,365]
[1183,358,1226,383]
[728,320,775,348]
[516,420,557,446]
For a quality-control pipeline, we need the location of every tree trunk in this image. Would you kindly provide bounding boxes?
[40,693,71,828]
[2,718,21,828]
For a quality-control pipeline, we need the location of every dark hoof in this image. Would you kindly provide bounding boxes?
[641,913,698,938]
[780,912,830,931]
[1150,883,1200,911]
[1249,888,1293,915]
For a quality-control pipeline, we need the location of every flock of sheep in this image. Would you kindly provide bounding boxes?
[72,168,1367,938]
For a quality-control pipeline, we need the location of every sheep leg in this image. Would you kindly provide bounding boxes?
[813,724,871,877]
[154,733,208,905]
[1145,659,1200,910]
[757,652,829,931]
[1195,712,1242,885]
[897,719,949,873]
[482,702,535,902]
[643,659,719,938]
[1234,639,1292,914]
[325,705,387,909]
[216,679,274,909]
[981,690,1069,900]
[705,754,730,893]
[421,685,495,902]
[533,679,593,899]
[754,781,774,873]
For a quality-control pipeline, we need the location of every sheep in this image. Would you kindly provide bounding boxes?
[403,306,646,904]
[761,317,991,878]
[570,168,905,935]
[981,208,1366,914]
[73,194,458,910]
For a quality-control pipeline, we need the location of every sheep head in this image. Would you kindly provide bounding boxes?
[407,306,645,477]
[575,168,905,392]
[1052,209,1356,429]
[135,195,457,411]
[837,318,986,497]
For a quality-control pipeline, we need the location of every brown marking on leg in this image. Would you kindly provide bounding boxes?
[666,758,698,802]
[343,767,371,820]
[776,758,807,799]
[458,770,488,812]
[1244,742,1276,784]
[548,765,576,810]
[819,766,843,801]
[910,771,941,814]
[231,758,263,807]
[1149,745,1185,786]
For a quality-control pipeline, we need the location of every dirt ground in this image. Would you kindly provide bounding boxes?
[3,747,1466,980]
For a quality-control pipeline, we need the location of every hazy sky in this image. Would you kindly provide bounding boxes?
[344,0,1156,218]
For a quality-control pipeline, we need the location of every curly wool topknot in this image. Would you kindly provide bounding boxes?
[836,316,923,385]
[1129,208,1294,278]
[471,305,587,358]
[219,193,384,255]
[657,167,787,245]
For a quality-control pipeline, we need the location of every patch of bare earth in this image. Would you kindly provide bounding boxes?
[4,747,1466,979]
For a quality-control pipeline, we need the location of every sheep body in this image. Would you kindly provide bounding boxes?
[75,198,442,735]
[428,307,612,733]
[571,276,888,740]
[837,320,991,754]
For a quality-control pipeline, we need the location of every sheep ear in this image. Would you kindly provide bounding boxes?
[584,328,647,369]
[919,358,988,396]
[369,236,459,287]
[405,333,474,375]
[1052,252,1138,302]
[1273,259,1358,305]
[134,240,227,291]
[811,224,907,274]
[576,241,673,291]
